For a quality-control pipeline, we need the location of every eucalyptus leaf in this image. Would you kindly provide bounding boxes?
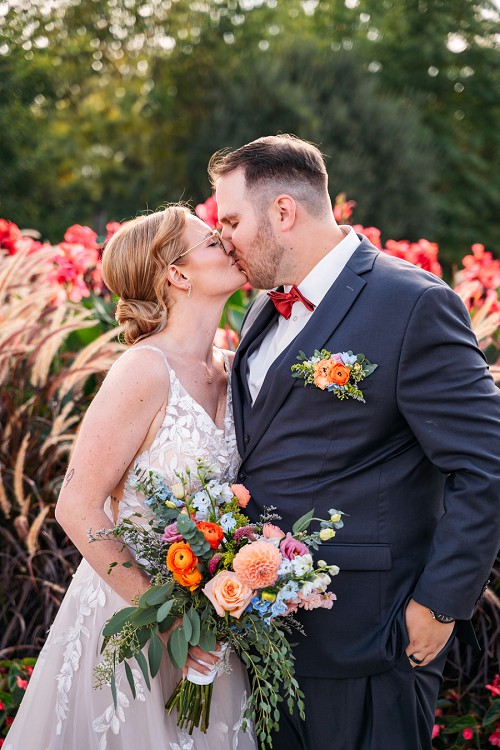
[187,607,201,646]
[111,672,117,710]
[130,607,158,628]
[140,583,172,607]
[102,607,136,638]
[157,599,174,623]
[134,649,151,691]
[183,612,193,642]
[198,627,217,654]
[124,661,136,699]
[292,508,315,535]
[168,626,189,669]
[148,630,163,678]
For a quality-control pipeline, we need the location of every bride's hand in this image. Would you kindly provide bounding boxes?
[160,619,221,677]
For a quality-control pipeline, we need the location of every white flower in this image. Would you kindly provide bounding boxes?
[192,490,211,520]
[171,482,185,499]
[278,559,293,576]
[219,512,237,533]
[206,480,234,504]
[290,553,313,576]
[312,572,331,591]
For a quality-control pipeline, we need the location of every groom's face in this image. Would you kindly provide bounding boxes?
[216,168,286,289]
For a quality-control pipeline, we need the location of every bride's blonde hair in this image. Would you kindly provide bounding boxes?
[102,206,191,345]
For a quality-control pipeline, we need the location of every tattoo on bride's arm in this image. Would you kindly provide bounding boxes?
[64,468,74,487]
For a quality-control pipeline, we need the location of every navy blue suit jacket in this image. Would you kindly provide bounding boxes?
[232,236,500,679]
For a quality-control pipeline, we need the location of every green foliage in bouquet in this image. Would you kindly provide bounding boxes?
[90,461,343,745]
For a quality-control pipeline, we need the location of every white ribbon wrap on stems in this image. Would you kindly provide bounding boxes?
[186,643,230,686]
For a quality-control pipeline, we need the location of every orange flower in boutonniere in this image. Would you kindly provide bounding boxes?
[292,349,378,402]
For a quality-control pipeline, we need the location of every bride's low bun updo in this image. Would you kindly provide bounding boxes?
[101,206,191,345]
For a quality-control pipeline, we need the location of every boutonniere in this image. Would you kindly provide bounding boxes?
[291,349,378,402]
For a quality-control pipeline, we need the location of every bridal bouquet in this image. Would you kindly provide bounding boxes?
[91,460,344,746]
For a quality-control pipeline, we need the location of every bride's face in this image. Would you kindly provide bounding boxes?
[179,216,247,298]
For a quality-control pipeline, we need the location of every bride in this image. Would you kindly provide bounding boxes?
[5,206,256,750]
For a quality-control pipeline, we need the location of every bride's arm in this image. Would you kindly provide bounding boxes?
[55,349,169,606]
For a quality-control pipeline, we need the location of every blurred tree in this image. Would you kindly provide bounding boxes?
[0,0,498,260]
[358,0,500,258]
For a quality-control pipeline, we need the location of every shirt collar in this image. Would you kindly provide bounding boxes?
[284,226,361,308]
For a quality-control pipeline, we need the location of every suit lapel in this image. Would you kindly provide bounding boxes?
[242,240,378,459]
[232,294,278,454]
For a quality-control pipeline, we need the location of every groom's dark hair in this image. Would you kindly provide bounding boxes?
[208,134,330,217]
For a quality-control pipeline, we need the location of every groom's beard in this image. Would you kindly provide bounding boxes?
[245,216,287,290]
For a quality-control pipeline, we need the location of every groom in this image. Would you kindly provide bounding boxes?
[208,135,500,750]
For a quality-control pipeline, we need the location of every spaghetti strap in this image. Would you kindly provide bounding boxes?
[111,344,171,374]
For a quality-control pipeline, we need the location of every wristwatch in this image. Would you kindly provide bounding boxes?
[430,609,455,624]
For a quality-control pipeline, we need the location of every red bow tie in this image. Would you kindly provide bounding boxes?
[267,285,316,319]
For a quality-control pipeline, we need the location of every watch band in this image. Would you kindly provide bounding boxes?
[430,609,455,624]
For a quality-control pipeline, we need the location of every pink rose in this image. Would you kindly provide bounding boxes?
[231,483,251,508]
[203,571,254,618]
[262,523,285,541]
[161,522,183,544]
[280,532,309,559]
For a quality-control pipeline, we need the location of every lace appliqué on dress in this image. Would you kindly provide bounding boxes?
[93,667,146,750]
[53,571,108,735]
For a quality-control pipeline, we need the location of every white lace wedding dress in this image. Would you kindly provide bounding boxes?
[5,345,256,750]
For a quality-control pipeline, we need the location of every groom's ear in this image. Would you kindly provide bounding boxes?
[272,194,296,232]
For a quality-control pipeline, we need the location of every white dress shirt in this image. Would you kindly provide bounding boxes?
[247,226,361,403]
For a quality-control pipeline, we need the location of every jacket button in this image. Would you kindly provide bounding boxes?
[244,433,250,444]
[238,470,246,482]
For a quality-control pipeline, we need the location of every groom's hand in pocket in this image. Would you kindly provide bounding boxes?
[404,598,454,668]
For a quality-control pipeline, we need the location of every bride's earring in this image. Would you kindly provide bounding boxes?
[187,282,192,298]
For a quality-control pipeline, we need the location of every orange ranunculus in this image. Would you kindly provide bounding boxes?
[313,358,334,390]
[167,541,198,575]
[174,566,203,591]
[327,362,350,386]
[197,521,224,550]
[166,541,202,591]
[203,570,254,618]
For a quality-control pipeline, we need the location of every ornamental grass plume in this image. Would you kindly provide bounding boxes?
[0,242,123,658]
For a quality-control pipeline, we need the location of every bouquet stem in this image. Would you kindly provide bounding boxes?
[165,678,214,734]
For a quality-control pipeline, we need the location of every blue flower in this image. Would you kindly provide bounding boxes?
[249,596,272,616]
[219,512,237,533]
[270,599,288,618]
[341,352,357,366]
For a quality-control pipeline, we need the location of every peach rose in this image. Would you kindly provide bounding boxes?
[203,570,254,618]
[313,358,333,390]
[232,540,282,588]
[262,523,285,541]
[327,362,350,386]
[231,483,251,508]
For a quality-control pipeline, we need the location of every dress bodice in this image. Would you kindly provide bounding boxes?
[104,345,240,525]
